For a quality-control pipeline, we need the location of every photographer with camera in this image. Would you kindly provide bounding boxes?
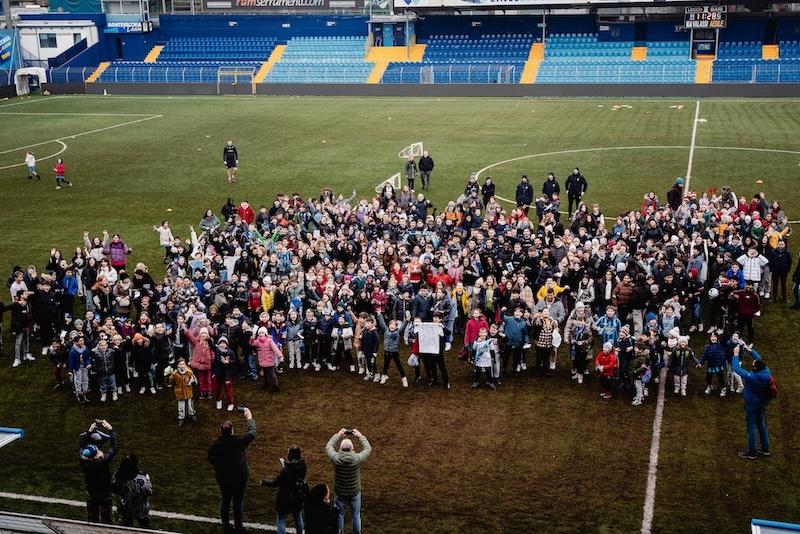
[78,419,119,524]
[208,406,257,533]
[325,428,372,534]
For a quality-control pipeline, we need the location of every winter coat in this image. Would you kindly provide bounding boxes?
[251,335,282,367]
[93,346,115,377]
[542,178,560,198]
[472,338,496,368]
[732,349,771,404]
[112,472,153,521]
[262,458,308,514]
[595,350,618,377]
[331,326,354,351]
[700,342,727,370]
[208,419,257,486]
[670,347,698,376]
[515,182,533,206]
[737,253,769,282]
[80,430,119,499]
[464,316,490,346]
[67,345,92,371]
[502,315,528,348]
[103,238,130,269]
[768,248,793,275]
[418,155,434,173]
[565,173,588,197]
[168,368,195,400]
[184,329,214,371]
[325,434,372,498]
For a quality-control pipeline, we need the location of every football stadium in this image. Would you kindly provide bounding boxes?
[0,1,799,533]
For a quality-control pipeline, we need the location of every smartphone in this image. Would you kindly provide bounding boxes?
[344,429,354,436]
[236,406,247,413]
[94,419,104,426]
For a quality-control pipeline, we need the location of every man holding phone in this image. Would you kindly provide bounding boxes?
[208,407,256,533]
[78,419,118,524]
[325,428,372,534]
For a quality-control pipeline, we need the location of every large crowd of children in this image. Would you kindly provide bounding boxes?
[1,173,796,423]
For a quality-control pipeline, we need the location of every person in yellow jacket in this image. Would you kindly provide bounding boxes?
[536,277,569,302]
[166,358,198,427]
[765,222,790,250]
[260,284,276,313]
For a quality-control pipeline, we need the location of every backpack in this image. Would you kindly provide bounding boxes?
[766,374,778,401]
[288,477,309,506]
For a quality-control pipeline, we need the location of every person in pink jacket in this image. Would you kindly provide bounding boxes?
[250,326,282,393]
[462,309,489,360]
[184,326,214,399]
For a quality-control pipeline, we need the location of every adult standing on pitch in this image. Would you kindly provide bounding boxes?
[515,175,533,211]
[325,428,372,534]
[667,177,684,211]
[731,344,773,459]
[565,167,588,216]
[418,150,434,191]
[25,152,40,180]
[208,407,257,533]
[78,419,119,524]
[223,140,239,184]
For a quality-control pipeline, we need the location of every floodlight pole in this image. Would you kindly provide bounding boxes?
[3,0,12,29]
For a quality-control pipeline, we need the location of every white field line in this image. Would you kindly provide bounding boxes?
[0,491,288,532]
[0,114,163,170]
[0,95,68,108]
[641,367,668,534]
[685,100,701,191]
[0,141,67,171]
[0,112,159,116]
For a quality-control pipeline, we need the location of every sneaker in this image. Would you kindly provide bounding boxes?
[521,362,527,370]
[401,376,408,388]
[736,386,744,394]
[577,374,583,384]
[515,364,522,373]
[720,388,727,398]
[55,186,61,190]
[24,353,35,361]
[100,393,107,402]
[698,323,704,332]
[681,389,687,396]
[445,342,451,351]
[227,404,235,412]
[363,373,373,381]
[276,367,283,374]
[156,384,163,390]
[112,392,118,401]
[326,363,336,371]
[471,382,479,389]
[303,363,310,370]
[150,387,157,395]
[572,372,578,381]
[117,387,122,395]
[68,182,73,187]
[289,359,295,369]
[314,364,321,372]
[689,325,697,332]
[737,451,758,460]
[216,400,223,410]
[758,449,771,457]
[358,366,365,375]
[373,373,382,383]
[124,384,131,393]
[488,382,497,390]
[631,399,642,406]
[549,361,556,370]
[139,387,146,394]
[674,387,680,394]
[704,386,712,395]
[350,365,356,373]
[764,292,770,299]
[644,388,649,397]
[53,383,63,389]
[444,383,451,390]
[523,343,532,349]
[12,359,20,368]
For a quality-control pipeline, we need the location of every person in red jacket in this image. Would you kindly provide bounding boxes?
[237,200,255,225]
[184,326,215,399]
[733,282,762,341]
[463,309,489,349]
[54,158,72,190]
[595,342,618,399]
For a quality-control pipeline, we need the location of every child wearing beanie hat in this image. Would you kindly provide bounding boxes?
[213,336,236,411]
[595,342,618,399]
[670,336,699,397]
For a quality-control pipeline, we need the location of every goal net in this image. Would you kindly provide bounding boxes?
[216,66,257,95]
[374,172,401,194]
[398,142,424,159]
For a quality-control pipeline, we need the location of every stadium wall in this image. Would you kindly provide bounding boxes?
[0,85,16,98]
[78,82,800,97]
[158,14,369,40]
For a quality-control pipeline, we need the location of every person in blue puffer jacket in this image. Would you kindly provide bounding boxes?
[698,330,728,397]
[732,344,772,460]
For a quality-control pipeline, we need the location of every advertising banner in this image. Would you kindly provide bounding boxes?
[0,30,19,71]
[205,0,364,10]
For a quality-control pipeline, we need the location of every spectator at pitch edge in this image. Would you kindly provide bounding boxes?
[515,174,533,211]
[481,176,496,207]
[404,154,417,191]
[667,177,684,210]
[418,149,434,191]
[78,419,119,524]
[261,445,308,534]
[304,484,340,534]
[325,428,372,534]
[208,406,257,534]
[542,172,561,200]
[565,167,588,217]
[224,140,239,184]
[731,343,773,459]
[112,453,153,528]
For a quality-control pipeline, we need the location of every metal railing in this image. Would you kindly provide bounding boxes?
[712,62,800,83]
[47,66,92,83]
[537,64,696,83]
[384,63,520,84]
[267,64,369,82]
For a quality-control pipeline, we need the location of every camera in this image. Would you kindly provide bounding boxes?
[236,406,248,413]
[344,429,354,436]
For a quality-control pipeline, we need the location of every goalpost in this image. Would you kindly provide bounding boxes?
[375,141,424,193]
[216,66,257,96]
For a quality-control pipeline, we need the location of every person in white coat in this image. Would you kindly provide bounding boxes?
[25,152,40,180]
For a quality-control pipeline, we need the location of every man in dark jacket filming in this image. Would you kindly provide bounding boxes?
[208,407,257,533]
[79,419,119,524]
[731,344,772,460]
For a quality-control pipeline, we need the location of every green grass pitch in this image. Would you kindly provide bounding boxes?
[0,95,799,533]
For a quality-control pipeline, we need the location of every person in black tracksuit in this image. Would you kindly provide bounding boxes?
[223,141,239,184]
[515,175,534,210]
[418,151,434,191]
[359,317,380,381]
[565,167,588,216]
[79,421,119,524]
[316,312,335,370]
[542,173,560,200]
